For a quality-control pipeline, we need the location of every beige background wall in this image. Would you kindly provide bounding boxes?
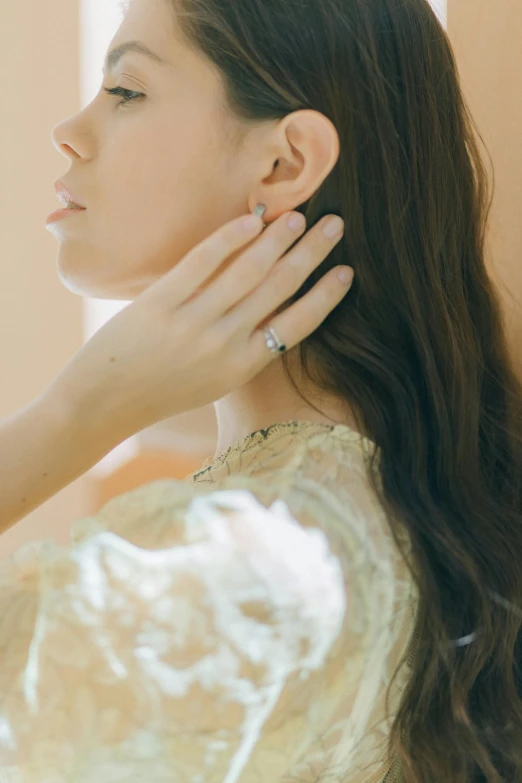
[449,0,522,372]
[0,0,520,559]
[0,0,90,558]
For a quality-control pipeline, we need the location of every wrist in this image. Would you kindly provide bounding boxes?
[0,387,114,531]
[40,379,122,466]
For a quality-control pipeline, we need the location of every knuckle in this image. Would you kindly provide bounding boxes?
[235,263,260,289]
[204,327,226,353]
[308,277,330,309]
[289,238,328,270]
[283,249,304,270]
[283,251,316,286]
[209,234,231,259]
[274,263,299,291]
[229,355,249,382]
[223,337,249,377]
[270,225,299,252]
[324,274,341,301]
[261,233,284,258]
[176,304,199,333]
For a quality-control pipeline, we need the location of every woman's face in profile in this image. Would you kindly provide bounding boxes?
[48,0,258,300]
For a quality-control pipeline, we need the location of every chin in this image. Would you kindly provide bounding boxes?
[56,260,145,302]
[56,271,140,301]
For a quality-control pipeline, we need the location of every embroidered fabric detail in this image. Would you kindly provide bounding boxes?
[0,420,416,782]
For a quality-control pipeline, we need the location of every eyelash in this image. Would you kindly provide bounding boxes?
[103,86,144,106]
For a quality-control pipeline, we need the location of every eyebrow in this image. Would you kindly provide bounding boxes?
[102,41,169,74]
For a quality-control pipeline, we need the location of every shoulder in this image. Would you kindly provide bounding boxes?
[73,421,395,573]
[187,421,385,545]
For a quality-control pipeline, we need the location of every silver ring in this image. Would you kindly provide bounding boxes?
[263,326,287,355]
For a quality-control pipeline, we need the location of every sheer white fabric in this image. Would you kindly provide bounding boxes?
[0,420,417,782]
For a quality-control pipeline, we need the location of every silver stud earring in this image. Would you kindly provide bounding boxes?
[253,204,267,228]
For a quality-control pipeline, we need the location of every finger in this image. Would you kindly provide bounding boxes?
[228,214,345,332]
[143,213,265,309]
[247,266,354,371]
[187,211,308,322]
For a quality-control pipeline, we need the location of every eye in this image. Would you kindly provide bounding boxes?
[103,86,144,106]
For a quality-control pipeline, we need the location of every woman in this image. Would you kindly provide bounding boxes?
[0,0,521,779]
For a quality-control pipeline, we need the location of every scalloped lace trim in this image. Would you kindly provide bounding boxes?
[194,419,375,477]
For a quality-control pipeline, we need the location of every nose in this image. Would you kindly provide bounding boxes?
[52,122,81,160]
[51,110,92,160]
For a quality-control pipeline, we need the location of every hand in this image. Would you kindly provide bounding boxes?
[49,211,353,448]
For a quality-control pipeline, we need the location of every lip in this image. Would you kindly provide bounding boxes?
[46,207,87,225]
[54,179,86,209]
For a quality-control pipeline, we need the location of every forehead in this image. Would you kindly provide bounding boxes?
[110,0,236,132]
[113,0,178,58]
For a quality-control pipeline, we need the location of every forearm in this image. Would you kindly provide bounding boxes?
[0,389,118,535]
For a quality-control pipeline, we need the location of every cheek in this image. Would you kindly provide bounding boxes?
[74,125,239,295]
[89,195,202,293]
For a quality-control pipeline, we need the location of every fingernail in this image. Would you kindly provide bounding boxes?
[288,213,306,232]
[323,216,345,238]
[337,267,354,284]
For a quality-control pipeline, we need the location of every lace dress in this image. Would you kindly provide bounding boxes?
[0,420,418,782]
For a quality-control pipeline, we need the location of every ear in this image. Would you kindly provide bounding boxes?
[252,110,340,223]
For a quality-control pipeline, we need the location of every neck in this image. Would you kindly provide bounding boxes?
[212,350,359,460]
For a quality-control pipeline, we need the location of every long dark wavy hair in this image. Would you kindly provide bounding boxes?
[166,0,522,779]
